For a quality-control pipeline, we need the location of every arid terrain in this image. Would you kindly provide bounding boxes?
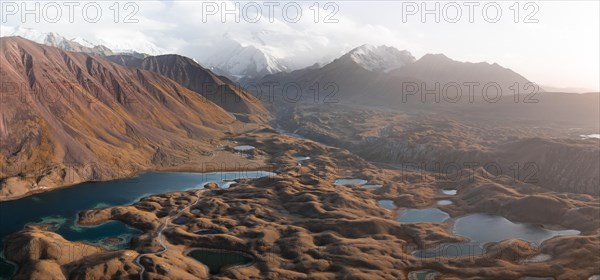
[5,129,600,279]
[1,37,598,280]
[0,37,268,201]
[276,104,600,195]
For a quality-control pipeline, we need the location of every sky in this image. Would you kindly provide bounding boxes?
[1,0,598,90]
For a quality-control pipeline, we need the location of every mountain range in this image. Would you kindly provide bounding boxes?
[1,26,164,56]
[0,27,289,79]
[197,37,290,80]
[2,26,595,96]
[0,34,598,200]
[254,44,536,105]
[0,36,261,199]
[256,44,598,128]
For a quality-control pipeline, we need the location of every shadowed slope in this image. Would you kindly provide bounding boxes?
[107,54,269,122]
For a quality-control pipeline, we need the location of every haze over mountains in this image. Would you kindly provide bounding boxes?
[1,26,531,87]
[258,44,598,129]
[0,27,293,80]
[0,29,599,280]
[7,25,595,95]
[346,44,415,72]
[2,26,598,95]
[0,33,598,201]
[256,44,537,104]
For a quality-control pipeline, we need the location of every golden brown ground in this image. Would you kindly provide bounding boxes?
[6,130,599,279]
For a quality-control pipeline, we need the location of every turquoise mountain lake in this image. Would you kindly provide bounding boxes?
[187,248,254,275]
[0,170,274,279]
[413,213,580,259]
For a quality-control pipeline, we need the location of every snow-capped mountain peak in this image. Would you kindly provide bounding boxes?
[71,37,95,48]
[96,38,165,56]
[3,26,68,47]
[347,44,415,72]
[198,38,289,80]
[1,26,164,56]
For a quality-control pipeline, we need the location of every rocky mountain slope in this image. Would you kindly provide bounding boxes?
[107,54,269,122]
[254,46,537,106]
[0,37,253,200]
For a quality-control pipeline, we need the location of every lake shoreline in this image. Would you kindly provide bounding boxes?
[0,164,275,203]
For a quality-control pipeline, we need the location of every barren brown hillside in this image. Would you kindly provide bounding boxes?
[0,37,259,200]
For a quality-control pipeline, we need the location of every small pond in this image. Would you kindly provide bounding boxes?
[27,215,141,250]
[187,248,253,275]
[408,269,440,280]
[437,200,453,206]
[397,208,450,223]
[334,179,368,186]
[453,213,580,245]
[523,254,552,263]
[410,213,580,260]
[441,189,457,195]
[233,145,255,151]
[412,242,485,259]
[195,229,223,235]
[378,200,395,209]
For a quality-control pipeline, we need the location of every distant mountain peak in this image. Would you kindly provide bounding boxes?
[199,38,289,80]
[1,26,114,56]
[96,37,165,56]
[71,37,95,48]
[4,25,66,45]
[415,53,513,72]
[0,25,164,56]
[420,53,452,61]
[345,44,415,72]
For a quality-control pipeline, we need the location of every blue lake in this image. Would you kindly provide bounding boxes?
[437,200,453,206]
[413,213,580,259]
[187,248,253,275]
[453,213,580,245]
[441,189,457,195]
[397,208,450,223]
[412,242,485,259]
[407,269,440,280]
[0,170,274,279]
[334,179,367,186]
[378,200,396,209]
[233,145,255,151]
[294,156,310,161]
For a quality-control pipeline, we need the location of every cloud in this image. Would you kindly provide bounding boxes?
[1,0,598,89]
